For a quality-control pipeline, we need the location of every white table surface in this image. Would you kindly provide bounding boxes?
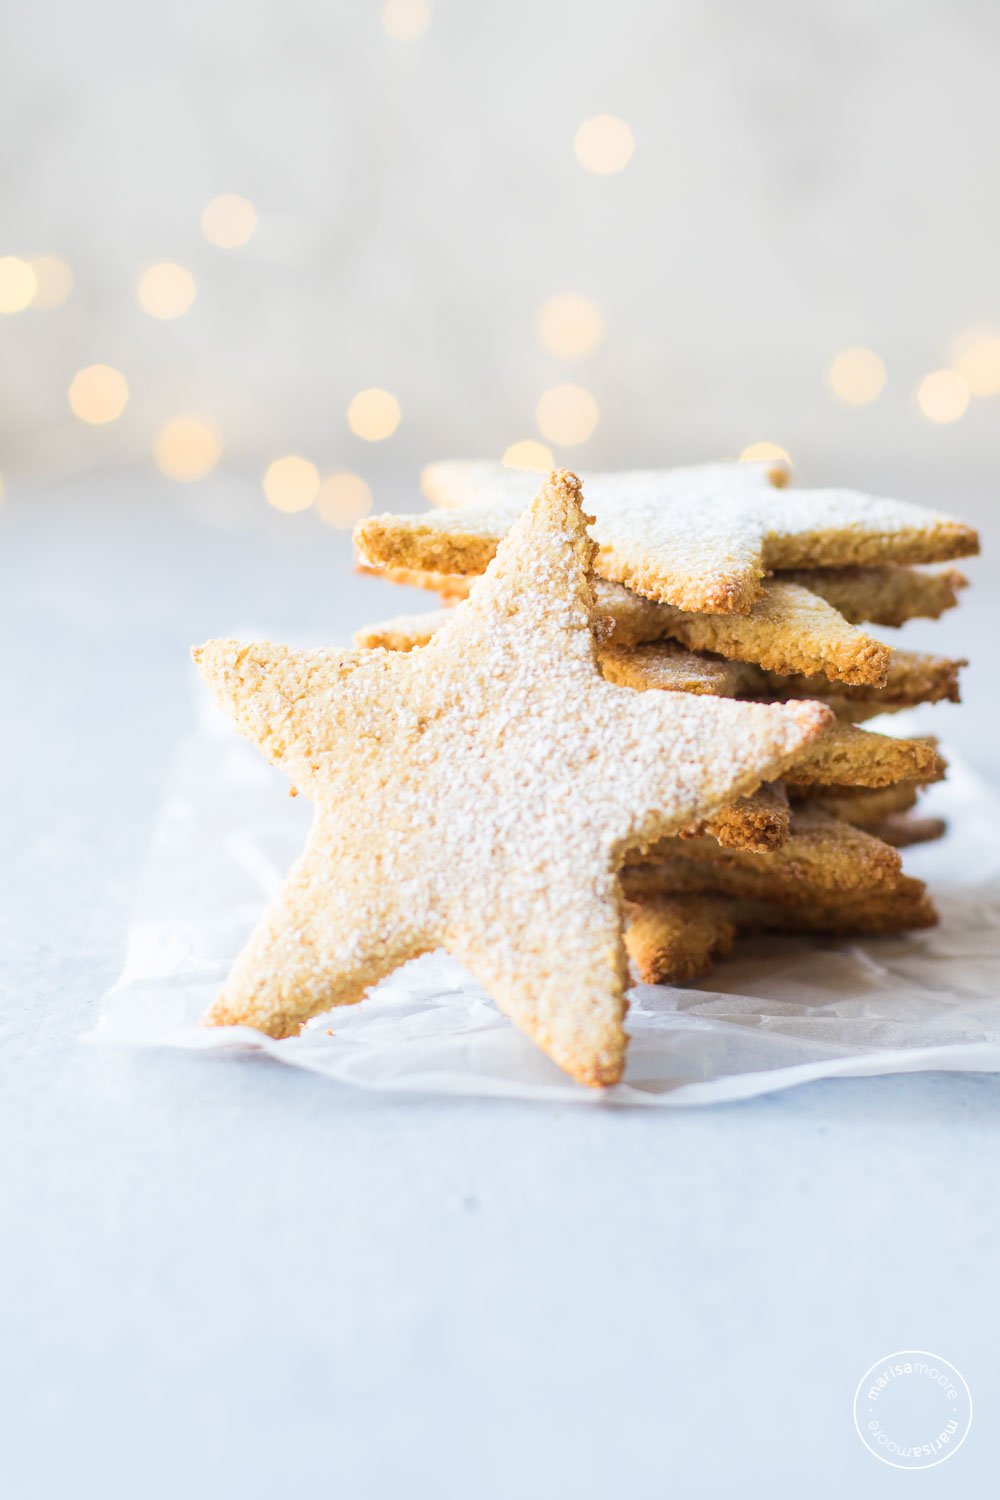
[3,472,998,1498]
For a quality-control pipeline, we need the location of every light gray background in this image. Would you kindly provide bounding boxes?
[3,2,999,1495]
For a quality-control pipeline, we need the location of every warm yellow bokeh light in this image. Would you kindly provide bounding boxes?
[952,332,1000,397]
[154,417,223,482]
[137,262,197,319]
[574,115,634,175]
[536,384,599,447]
[316,471,373,528]
[917,370,969,424]
[68,364,129,425]
[28,256,73,310]
[0,256,38,314]
[537,294,604,359]
[263,455,320,512]
[202,194,257,249]
[739,441,791,467]
[828,347,886,406]
[381,0,430,40]
[502,439,555,472]
[347,387,401,441]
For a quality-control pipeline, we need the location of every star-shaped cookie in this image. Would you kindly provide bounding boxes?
[354,459,978,615]
[194,471,832,1086]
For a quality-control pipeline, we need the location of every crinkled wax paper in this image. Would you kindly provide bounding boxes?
[99,701,1000,1105]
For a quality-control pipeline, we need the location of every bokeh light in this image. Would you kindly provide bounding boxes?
[573,115,634,175]
[68,364,129,425]
[739,441,791,467]
[0,256,37,314]
[828,347,886,406]
[381,0,430,40]
[137,262,197,319]
[154,417,223,481]
[263,455,320,512]
[316,471,373,528]
[202,194,257,249]
[917,370,969,424]
[28,256,73,310]
[537,294,604,359]
[951,332,1000,397]
[502,439,554,472]
[536,384,599,446]
[347,387,401,441]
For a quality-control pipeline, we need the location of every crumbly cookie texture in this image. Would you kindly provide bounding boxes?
[624,879,937,985]
[786,724,945,788]
[358,606,964,724]
[577,637,963,721]
[363,559,967,632]
[354,561,475,604]
[681,783,790,853]
[193,471,832,1088]
[355,578,890,685]
[741,649,965,714]
[596,641,746,696]
[358,614,946,798]
[353,459,978,617]
[354,609,452,653]
[781,566,967,627]
[804,783,919,824]
[356,615,750,696]
[624,895,737,985]
[355,614,792,853]
[630,580,890,685]
[624,805,903,896]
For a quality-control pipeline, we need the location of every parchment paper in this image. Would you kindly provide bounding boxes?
[98,703,1000,1105]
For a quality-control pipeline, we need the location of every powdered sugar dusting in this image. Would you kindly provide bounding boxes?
[356,459,978,615]
[195,471,831,1084]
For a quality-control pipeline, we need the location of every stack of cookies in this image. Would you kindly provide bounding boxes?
[352,460,977,990]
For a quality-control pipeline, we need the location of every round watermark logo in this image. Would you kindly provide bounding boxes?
[853,1351,972,1469]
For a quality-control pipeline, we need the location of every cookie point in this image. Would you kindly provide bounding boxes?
[798,700,837,739]
[547,467,582,497]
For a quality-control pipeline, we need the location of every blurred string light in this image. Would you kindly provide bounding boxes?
[68,364,129,424]
[574,115,634,175]
[316,471,373,528]
[28,256,73,310]
[0,256,37,314]
[263,455,320,512]
[154,417,222,481]
[917,369,969,423]
[536,384,599,446]
[137,262,196,319]
[202,194,257,249]
[502,439,554,471]
[951,331,1000,397]
[537,294,604,359]
[381,0,430,40]
[739,441,791,466]
[828,347,886,406]
[347,387,401,441]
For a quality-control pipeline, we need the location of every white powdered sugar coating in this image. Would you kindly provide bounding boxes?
[356,459,978,615]
[422,459,970,547]
[196,472,831,1084]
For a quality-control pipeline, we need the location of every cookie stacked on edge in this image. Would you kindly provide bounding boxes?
[353,461,977,988]
[195,472,838,1086]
